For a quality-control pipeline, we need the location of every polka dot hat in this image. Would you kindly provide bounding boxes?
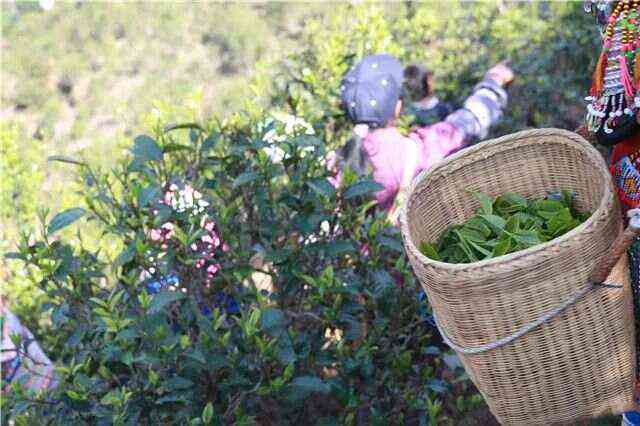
[340,54,404,128]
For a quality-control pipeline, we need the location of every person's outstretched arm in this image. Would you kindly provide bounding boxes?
[444,62,513,143]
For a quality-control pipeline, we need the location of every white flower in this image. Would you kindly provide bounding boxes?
[183,188,194,208]
[264,145,286,163]
[261,112,316,163]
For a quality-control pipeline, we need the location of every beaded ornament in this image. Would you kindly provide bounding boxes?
[585,0,640,134]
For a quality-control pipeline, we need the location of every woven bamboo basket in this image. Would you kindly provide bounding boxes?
[400,128,636,425]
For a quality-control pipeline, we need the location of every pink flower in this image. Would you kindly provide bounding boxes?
[359,243,370,257]
[162,223,174,231]
[207,264,219,275]
[222,242,230,252]
[196,259,205,268]
[150,229,162,241]
[191,243,198,251]
[201,235,213,244]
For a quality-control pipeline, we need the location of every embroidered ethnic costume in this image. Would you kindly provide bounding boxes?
[586,3,640,406]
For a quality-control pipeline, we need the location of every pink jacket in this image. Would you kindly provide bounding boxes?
[361,122,465,210]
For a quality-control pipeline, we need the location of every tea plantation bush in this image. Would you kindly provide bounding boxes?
[2,2,601,425]
[0,123,49,330]
[3,116,478,424]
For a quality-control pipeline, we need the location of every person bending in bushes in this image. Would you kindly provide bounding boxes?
[336,54,514,223]
[1,297,57,394]
[402,63,457,127]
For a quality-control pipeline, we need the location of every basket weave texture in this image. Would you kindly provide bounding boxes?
[400,128,636,425]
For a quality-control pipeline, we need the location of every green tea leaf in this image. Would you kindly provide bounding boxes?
[466,217,492,238]
[458,227,487,243]
[47,155,87,166]
[113,243,136,268]
[233,171,260,189]
[499,192,527,207]
[419,242,440,261]
[133,135,163,162]
[505,215,520,233]
[290,376,330,395]
[165,376,194,390]
[454,230,478,262]
[149,291,185,314]
[344,181,384,200]
[494,192,527,216]
[162,143,194,153]
[163,122,205,133]
[535,199,564,212]
[479,214,506,234]
[512,229,542,248]
[471,191,493,215]
[467,239,492,258]
[547,208,574,238]
[307,179,335,198]
[48,208,86,235]
[326,240,355,257]
[260,308,285,335]
[492,237,511,258]
[201,133,220,153]
[138,185,160,208]
[202,403,214,424]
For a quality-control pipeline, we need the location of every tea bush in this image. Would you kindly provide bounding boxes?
[3,118,481,424]
[0,122,48,329]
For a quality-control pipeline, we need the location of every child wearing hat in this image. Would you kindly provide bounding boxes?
[339,54,513,222]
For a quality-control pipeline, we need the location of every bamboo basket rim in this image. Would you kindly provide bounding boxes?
[399,128,613,273]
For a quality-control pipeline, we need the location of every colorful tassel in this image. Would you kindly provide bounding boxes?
[591,49,607,97]
[620,55,636,98]
[635,54,640,90]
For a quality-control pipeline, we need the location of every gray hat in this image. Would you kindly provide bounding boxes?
[341,54,404,128]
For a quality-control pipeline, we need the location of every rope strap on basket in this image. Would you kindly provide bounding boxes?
[434,281,622,355]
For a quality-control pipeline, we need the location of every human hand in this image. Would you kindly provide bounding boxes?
[574,125,596,145]
[387,189,408,225]
[485,61,515,87]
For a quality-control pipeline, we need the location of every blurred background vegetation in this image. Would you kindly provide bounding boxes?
[1,1,330,324]
[1,1,615,424]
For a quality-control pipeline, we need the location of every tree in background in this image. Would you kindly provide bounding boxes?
[256,2,596,146]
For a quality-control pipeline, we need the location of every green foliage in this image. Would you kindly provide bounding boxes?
[4,120,467,424]
[1,2,607,424]
[256,2,597,145]
[420,191,589,263]
[0,122,48,328]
